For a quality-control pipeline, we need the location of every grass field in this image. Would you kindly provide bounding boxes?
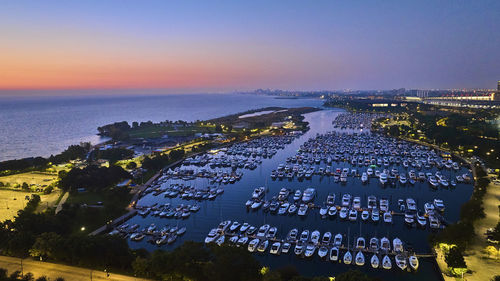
[0,189,62,221]
[0,171,57,190]
[128,124,215,138]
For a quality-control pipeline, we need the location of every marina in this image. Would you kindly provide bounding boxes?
[120,109,474,280]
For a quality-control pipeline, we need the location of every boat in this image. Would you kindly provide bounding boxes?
[380,237,390,251]
[326,194,336,205]
[287,228,299,241]
[266,227,278,239]
[334,233,342,246]
[395,254,407,270]
[318,246,328,258]
[298,204,308,216]
[256,224,270,238]
[246,226,257,235]
[302,188,316,203]
[369,237,379,250]
[379,172,388,185]
[341,194,351,207]
[329,247,339,262]
[278,202,290,215]
[409,255,419,270]
[361,210,370,221]
[237,236,249,247]
[322,232,332,244]
[270,242,281,255]
[288,204,298,214]
[215,235,225,246]
[311,230,321,244]
[257,240,269,252]
[371,254,380,268]
[218,220,231,231]
[382,255,392,269]
[250,201,262,210]
[393,238,403,252]
[300,230,310,241]
[433,199,445,212]
[293,190,302,201]
[352,197,361,210]
[252,187,265,199]
[356,237,365,249]
[240,222,250,233]
[372,208,380,222]
[383,212,392,223]
[343,251,352,265]
[328,206,338,217]
[229,221,241,232]
[361,172,368,183]
[204,228,219,243]
[229,235,239,244]
[294,241,304,255]
[177,227,187,235]
[404,212,415,225]
[339,207,348,219]
[281,242,291,254]
[319,206,328,217]
[348,209,358,221]
[304,242,316,257]
[355,251,365,266]
[417,212,427,228]
[248,238,259,252]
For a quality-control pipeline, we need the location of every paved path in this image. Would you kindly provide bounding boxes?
[55,192,69,214]
[0,256,150,281]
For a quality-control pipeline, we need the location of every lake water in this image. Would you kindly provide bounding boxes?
[127,109,473,281]
[0,94,323,161]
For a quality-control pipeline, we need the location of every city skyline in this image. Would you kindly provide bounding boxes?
[0,0,499,94]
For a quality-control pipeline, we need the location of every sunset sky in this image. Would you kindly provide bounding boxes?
[1,0,499,93]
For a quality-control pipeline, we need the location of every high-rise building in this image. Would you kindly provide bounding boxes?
[497,80,500,91]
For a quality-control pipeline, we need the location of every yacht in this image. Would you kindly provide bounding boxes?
[356,237,365,249]
[288,203,298,214]
[278,202,290,215]
[326,194,335,205]
[229,221,241,232]
[339,207,348,219]
[252,187,265,199]
[277,188,290,201]
[328,206,338,217]
[361,210,370,221]
[281,242,291,254]
[287,228,299,241]
[369,237,379,251]
[311,230,321,244]
[367,195,377,209]
[240,222,250,233]
[406,198,417,211]
[433,199,445,212]
[215,235,225,246]
[319,206,328,217]
[371,254,380,269]
[341,194,352,207]
[371,208,380,222]
[361,172,368,183]
[293,190,302,201]
[237,236,249,247]
[417,212,427,228]
[399,174,407,184]
[266,227,278,239]
[379,172,388,185]
[404,212,415,225]
[300,230,310,242]
[379,198,389,212]
[322,232,332,244]
[204,228,219,243]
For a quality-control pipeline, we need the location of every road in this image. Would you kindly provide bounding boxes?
[0,256,150,281]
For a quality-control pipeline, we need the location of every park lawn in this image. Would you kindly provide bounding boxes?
[0,171,57,190]
[0,189,63,221]
[128,125,215,138]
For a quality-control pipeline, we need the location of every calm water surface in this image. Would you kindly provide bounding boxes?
[0,94,322,161]
[127,109,473,281]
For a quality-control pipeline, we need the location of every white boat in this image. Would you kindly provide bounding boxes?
[250,201,262,210]
[293,190,302,201]
[372,209,380,222]
[281,242,291,254]
[409,255,419,270]
[311,230,321,244]
[383,212,392,223]
[298,204,308,216]
[204,228,219,243]
[266,227,278,239]
[256,224,270,238]
[288,204,298,214]
[395,254,407,270]
[270,242,281,255]
[294,241,304,255]
[352,197,361,210]
[215,235,225,246]
[341,194,351,207]
[382,255,392,270]
[328,206,338,217]
[361,172,368,183]
[348,209,358,221]
[319,206,328,217]
[393,238,403,252]
[218,220,231,231]
[257,240,269,252]
[240,222,250,233]
[300,230,310,241]
[252,187,265,199]
[433,199,445,212]
[287,228,299,241]
[318,246,328,258]
[343,251,352,265]
[322,232,332,244]
[302,188,316,203]
[355,251,365,266]
[371,254,380,268]
[379,172,388,185]
[278,202,290,215]
[380,237,390,251]
[369,237,379,250]
[356,237,365,249]
[361,210,370,221]
[229,221,241,232]
[237,236,249,246]
[229,235,239,244]
[329,247,339,261]
[334,233,342,246]
[304,242,316,257]
[339,207,348,219]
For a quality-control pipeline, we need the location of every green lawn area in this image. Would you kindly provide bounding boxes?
[128,125,216,138]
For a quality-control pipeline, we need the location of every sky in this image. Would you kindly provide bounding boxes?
[0,0,499,94]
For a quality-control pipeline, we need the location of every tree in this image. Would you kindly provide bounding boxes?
[35,277,48,281]
[126,162,137,169]
[215,124,222,133]
[29,232,64,260]
[335,270,372,281]
[22,182,29,191]
[132,257,151,277]
[445,246,466,269]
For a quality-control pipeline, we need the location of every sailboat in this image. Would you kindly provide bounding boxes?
[409,255,419,270]
[395,254,407,270]
[371,254,380,268]
[343,228,352,265]
[382,255,392,269]
[355,251,365,266]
